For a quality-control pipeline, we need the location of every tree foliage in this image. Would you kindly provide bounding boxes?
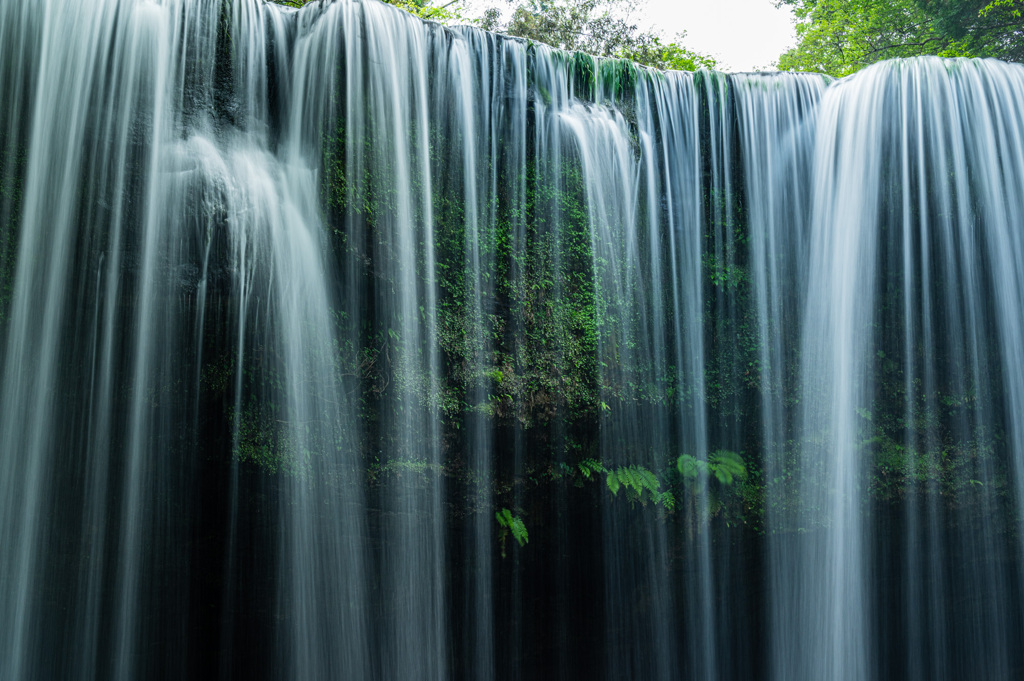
[776,0,1024,76]
[480,0,716,71]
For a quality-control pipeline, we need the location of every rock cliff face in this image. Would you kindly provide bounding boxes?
[1,1,1024,679]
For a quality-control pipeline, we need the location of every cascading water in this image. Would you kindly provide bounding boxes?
[1,1,1024,679]
[789,58,1024,680]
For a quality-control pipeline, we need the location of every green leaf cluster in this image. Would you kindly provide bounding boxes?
[677,450,748,486]
[495,507,529,557]
[776,0,1024,77]
[618,35,718,72]
[604,464,675,508]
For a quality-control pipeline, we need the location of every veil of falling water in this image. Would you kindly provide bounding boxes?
[788,58,1024,681]
[2,0,1024,679]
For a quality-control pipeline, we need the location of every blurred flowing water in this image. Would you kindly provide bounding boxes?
[1,1,1024,679]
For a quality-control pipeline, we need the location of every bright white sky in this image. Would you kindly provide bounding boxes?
[636,0,796,71]
[460,0,797,72]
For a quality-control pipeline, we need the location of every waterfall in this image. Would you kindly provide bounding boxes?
[1,1,1024,679]
[791,58,1024,680]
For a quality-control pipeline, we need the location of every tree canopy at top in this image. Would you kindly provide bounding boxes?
[776,0,1023,77]
[480,0,717,71]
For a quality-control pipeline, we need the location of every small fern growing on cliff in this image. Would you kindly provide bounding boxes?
[677,450,747,486]
[605,465,674,508]
[495,508,529,558]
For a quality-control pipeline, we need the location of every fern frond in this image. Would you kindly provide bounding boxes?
[709,450,747,485]
[636,466,660,492]
[510,516,529,546]
[677,454,705,478]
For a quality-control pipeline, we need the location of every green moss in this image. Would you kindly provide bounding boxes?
[233,404,293,474]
